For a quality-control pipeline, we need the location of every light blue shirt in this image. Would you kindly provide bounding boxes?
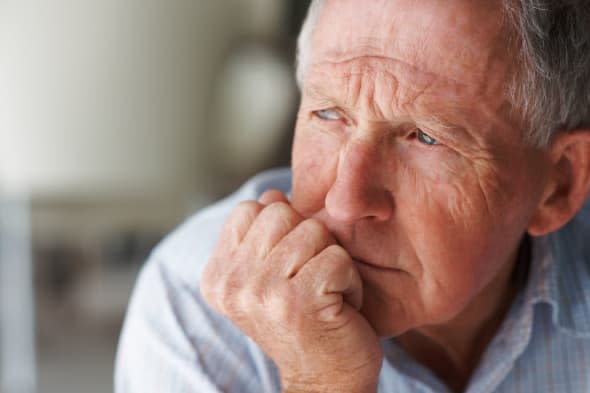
[115,168,590,393]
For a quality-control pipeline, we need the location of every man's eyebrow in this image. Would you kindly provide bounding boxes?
[419,111,476,144]
[421,112,460,131]
[303,79,476,143]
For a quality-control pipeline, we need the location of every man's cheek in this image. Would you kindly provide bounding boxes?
[291,135,340,215]
[292,175,326,216]
[405,163,492,230]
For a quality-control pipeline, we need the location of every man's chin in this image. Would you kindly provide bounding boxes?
[360,295,413,338]
[368,317,412,339]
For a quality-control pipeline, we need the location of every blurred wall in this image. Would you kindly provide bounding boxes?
[0,0,289,199]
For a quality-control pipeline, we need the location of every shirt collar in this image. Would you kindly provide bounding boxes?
[526,199,590,337]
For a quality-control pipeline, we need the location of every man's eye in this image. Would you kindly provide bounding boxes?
[313,109,342,121]
[416,129,440,146]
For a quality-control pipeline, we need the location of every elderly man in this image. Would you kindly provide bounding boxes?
[115,1,590,392]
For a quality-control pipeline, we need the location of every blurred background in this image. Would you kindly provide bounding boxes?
[0,1,309,392]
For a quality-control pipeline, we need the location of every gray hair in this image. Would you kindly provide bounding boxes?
[296,0,590,147]
[295,0,325,88]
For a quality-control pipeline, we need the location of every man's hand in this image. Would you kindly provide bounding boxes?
[201,190,383,393]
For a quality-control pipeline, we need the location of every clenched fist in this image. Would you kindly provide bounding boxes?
[201,189,383,393]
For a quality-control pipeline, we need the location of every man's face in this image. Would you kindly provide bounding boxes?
[291,0,550,336]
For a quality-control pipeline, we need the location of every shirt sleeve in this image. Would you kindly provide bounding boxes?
[114,255,280,393]
[115,168,291,393]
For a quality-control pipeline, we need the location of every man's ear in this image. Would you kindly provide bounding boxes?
[527,130,590,236]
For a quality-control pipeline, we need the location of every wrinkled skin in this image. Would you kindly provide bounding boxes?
[202,1,562,392]
[292,0,548,338]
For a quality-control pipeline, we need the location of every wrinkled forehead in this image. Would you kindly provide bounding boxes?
[308,0,511,88]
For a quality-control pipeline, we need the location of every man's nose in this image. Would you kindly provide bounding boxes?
[325,139,393,223]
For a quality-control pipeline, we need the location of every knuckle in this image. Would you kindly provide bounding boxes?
[265,284,298,323]
[217,278,244,316]
[264,201,300,223]
[246,279,266,307]
[201,257,245,316]
[234,200,264,218]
